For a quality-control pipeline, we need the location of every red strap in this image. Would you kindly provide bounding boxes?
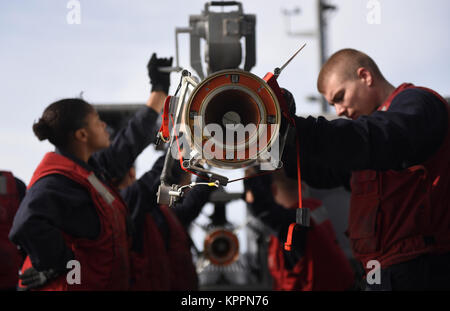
[296,138,303,210]
[158,99,208,181]
[158,96,172,142]
[284,137,303,251]
[284,223,297,251]
[170,114,209,181]
[264,71,303,251]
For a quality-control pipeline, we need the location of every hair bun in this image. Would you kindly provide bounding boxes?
[33,118,53,141]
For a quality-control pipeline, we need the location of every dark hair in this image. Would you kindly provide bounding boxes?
[33,98,95,148]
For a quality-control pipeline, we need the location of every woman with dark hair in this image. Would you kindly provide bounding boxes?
[9,54,172,291]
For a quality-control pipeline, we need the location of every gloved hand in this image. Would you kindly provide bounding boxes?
[184,171,216,205]
[281,88,296,116]
[186,182,214,206]
[243,169,275,216]
[172,176,215,227]
[279,88,299,181]
[280,88,296,136]
[18,267,59,291]
[147,53,173,94]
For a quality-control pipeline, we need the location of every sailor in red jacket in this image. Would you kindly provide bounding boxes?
[9,53,172,291]
[282,48,450,290]
[244,169,355,291]
[117,155,214,290]
[0,171,26,291]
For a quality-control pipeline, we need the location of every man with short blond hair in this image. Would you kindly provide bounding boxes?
[317,49,385,93]
[283,48,450,290]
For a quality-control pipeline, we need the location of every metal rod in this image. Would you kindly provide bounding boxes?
[274,43,307,77]
[279,43,307,73]
[318,0,327,113]
[175,27,192,69]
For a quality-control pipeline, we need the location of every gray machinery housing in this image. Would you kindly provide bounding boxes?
[175,1,256,80]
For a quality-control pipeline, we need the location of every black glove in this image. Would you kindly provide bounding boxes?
[18,267,59,291]
[279,88,299,181]
[182,172,215,207]
[243,172,275,216]
[172,181,214,227]
[147,53,173,94]
[243,171,272,201]
[281,88,296,116]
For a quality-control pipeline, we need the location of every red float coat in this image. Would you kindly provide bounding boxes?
[0,171,23,289]
[348,84,450,271]
[19,152,130,291]
[268,198,355,291]
[130,204,198,290]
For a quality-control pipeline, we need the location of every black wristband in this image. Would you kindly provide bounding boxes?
[151,83,169,95]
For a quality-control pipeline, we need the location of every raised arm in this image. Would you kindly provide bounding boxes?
[91,54,173,180]
[293,89,448,173]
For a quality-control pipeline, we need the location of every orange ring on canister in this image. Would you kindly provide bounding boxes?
[183,69,281,169]
[203,228,240,266]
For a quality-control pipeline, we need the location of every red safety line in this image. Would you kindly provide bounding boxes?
[170,114,209,181]
[262,73,303,251]
[284,137,303,251]
[158,96,172,142]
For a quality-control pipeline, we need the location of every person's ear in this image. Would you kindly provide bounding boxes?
[73,128,89,143]
[357,67,373,87]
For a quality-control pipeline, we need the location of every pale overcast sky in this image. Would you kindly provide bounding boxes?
[1,0,449,182]
[1,0,449,250]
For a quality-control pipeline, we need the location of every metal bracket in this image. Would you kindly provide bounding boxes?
[296,208,310,227]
